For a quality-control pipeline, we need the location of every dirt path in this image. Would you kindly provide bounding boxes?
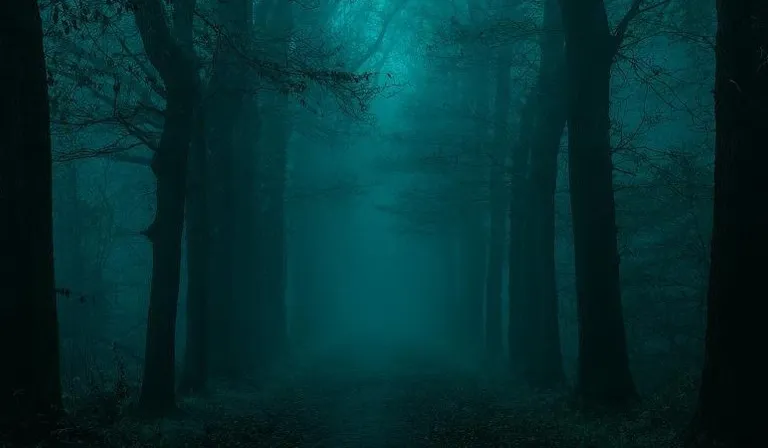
[40,350,687,447]
[322,372,405,447]
[266,351,513,447]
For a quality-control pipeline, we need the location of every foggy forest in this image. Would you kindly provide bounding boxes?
[0,0,763,447]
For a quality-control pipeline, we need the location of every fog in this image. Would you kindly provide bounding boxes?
[4,0,738,446]
[286,118,465,366]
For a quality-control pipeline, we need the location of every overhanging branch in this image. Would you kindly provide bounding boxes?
[612,0,671,55]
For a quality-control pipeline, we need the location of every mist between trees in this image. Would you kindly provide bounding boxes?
[0,0,762,447]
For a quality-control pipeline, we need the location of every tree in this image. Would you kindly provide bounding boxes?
[128,0,201,416]
[686,1,766,446]
[253,0,294,367]
[484,0,514,361]
[178,10,210,396]
[514,0,566,388]
[557,0,666,406]
[203,0,252,378]
[0,0,62,431]
[44,0,390,393]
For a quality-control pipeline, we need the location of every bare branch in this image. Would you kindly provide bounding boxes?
[349,0,409,72]
[612,0,671,55]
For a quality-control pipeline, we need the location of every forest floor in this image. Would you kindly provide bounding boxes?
[6,347,697,448]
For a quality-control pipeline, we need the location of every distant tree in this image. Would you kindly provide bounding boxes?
[686,1,766,446]
[253,0,295,368]
[45,0,391,395]
[484,0,514,361]
[203,0,253,378]
[0,0,62,431]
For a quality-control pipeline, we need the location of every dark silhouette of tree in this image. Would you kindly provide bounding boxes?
[203,0,253,380]
[557,0,668,407]
[178,5,210,396]
[0,0,62,432]
[484,0,515,362]
[512,0,567,388]
[686,1,766,446]
[128,0,201,416]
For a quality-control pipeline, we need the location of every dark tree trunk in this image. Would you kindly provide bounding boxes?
[686,2,767,446]
[254,3,291,359]
[180,111,209,394]
[507,96,533,370]
[0,0,61,431]
[205,104,240,376]
[520,0,566,388]
[256,104,289,366]
[229,90,262,372]
[459,59,491,355]
[460,214,487,353]
[139,83,198,414]
[485,53,511,360]
[289,206,321,348]
[131,0,200,416]
[205,0,249,378]
[558,0,636,406]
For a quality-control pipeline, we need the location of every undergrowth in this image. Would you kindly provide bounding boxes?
[1,363,699,448]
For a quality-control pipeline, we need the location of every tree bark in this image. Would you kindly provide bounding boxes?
[686,1,766,446]
[179,110,209,394]
[558,0,636,406]
[0,0,61,431]
[205,0,249,378]
[255,103,289,366]
[243,0,291,371]
[130,0,200,415]
[521,0,566,388]
[139,84,198,414]
[507,96,533,371]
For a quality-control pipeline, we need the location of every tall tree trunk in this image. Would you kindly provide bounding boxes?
[174,0,209,395]
[256,103,289,365]
[0,0,61,431]
[459,57,491,355]
[206,109,240,376]
[459,213,487,353]
[180,111,209,394]
[507,96,534,371]
[205,0,250,378]
[686,1,766,446]
[139,88,197,414]
[230,91,262,372]
[485,53,511,360]
[520,0,566,388]
[131,0,200,415]
[558,0,636,406]
[255,17,291,362]
[289,203,320,348]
